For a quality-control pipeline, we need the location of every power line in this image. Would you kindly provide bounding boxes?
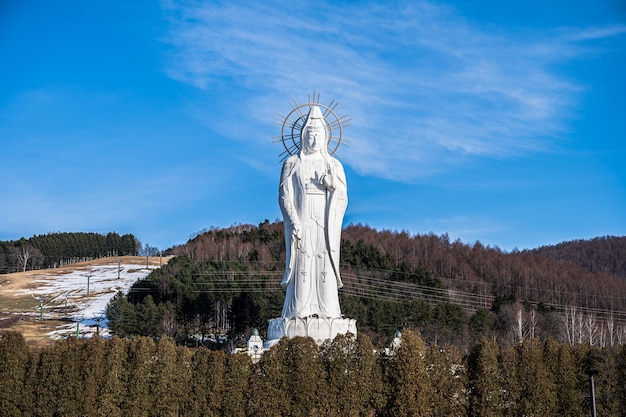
[127,268,626,325]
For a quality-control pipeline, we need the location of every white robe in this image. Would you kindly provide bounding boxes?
[278,151,348,319]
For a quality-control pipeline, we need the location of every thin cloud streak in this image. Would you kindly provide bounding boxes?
[162,0,623,182]
[564,24,626,41]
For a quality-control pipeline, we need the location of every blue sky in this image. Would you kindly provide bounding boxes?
[1,0,625,252]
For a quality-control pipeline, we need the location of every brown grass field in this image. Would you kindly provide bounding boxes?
[0,256,173,347]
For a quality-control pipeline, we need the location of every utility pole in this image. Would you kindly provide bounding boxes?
[75,314,84,339]
[93,313,105,337]
[86,275,92,295]
[38,298,43,322]
[117,259,121,279]
[586,369,598,417]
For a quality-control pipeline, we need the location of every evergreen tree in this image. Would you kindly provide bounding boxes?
[175,345,194,415]
[79,337,108,416]
[586,346,620,417]
[355,333,385,415]
[323,333,382,417]
[385,329,433,417]
[123,337,156,416]
[55,338,87,416]
[97,337,129,417]
[616,344,626,416]
[250,340,292,417]
[106,291,138,337]
[426,344,468,417]
[136,295,164,336]
[31,339,77,416]
[150,337,187,416]
[430,302,469,346]
[285,337,329,417]
[543,338,583,416]
[469,308,495,340]
[186,348,227,417]
[515,338,557,416]
[571,344,594,415]
[31,348,60,417]
[228,292,261,335]
[222,352,252,417]
[498,346,519,417]
[0,331,30,416]
[467,338,502,417]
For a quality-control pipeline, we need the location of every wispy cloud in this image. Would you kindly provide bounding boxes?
[564,24,626,41]
[161,0,623,181]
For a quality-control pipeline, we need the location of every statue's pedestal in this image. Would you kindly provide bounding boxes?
[264,316,357,348]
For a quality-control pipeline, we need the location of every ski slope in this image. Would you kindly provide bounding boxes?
[2,257,166,340]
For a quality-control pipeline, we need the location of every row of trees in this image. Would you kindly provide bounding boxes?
[2,330,626,416]
[0,232,139,273]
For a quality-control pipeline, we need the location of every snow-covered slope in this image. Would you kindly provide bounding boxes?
[4,258,162,339]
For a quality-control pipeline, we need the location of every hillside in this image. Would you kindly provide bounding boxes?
[5,222,624,349]
[0,256,171,346]
[530,235,626,280]
[157,222,626,348]
[168,222,626,312]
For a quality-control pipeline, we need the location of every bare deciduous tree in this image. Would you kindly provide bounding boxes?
[607,316,615,346]
[585,314,597,345]
[10,244,42,272]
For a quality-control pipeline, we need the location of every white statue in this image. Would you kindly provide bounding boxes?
[278,104,348,319]
[265,95,356,347]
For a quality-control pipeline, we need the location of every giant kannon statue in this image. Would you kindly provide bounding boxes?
[266,94,357,346]
[278,103,347,318]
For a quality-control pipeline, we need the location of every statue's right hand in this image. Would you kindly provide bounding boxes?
[292,226,302,248]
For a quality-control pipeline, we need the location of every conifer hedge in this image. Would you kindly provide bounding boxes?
[2,330,625,416]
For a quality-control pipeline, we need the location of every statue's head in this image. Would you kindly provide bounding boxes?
[301,105,328,155]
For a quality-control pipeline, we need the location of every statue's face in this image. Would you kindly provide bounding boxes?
[304,122,325,153]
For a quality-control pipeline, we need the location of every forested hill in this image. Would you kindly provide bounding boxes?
[102,222,626,349]
[167,222,626,314]
[0,231,139,273]
[530,235,626,280]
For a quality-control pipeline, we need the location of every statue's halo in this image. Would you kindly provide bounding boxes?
[273,92,351,161]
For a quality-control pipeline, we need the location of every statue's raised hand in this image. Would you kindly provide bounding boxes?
[320,167,335,190]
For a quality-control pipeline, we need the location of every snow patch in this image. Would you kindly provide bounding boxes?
[8,262,156,339]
